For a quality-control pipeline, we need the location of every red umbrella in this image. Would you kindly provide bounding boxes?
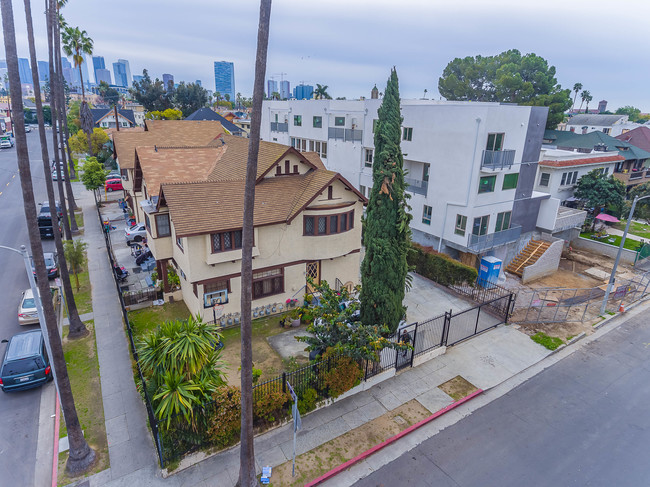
[595,213,620,223]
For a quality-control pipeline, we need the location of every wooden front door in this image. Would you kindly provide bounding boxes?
[306,261,320,293]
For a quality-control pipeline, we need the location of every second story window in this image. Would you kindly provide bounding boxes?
[561,171,578,186]
[335,116,345,126]
[211,230,243,253]
[313,116,322,128]
[455,214,467,236]
[486,133,504,151]
[294,115,302,126]
[365,149,373,168]
[402,127,413,141]
[176,236,184,252]
[304,210,355,236]
[155,214,171,237]
[540,173,550,187]
[478,175,497,194]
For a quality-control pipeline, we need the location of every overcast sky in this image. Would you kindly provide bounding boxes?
[5,0,650,112]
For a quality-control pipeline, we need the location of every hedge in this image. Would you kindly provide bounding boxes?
[408,243,478,286]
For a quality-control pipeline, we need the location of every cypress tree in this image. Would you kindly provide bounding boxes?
[360,68,412,333]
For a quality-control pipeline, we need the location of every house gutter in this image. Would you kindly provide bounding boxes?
[437,117,482,252]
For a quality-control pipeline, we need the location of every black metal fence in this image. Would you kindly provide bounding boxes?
[123,287,159,306]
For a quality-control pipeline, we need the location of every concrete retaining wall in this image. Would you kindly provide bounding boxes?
[522,237,565,283]
[573,236,638,265]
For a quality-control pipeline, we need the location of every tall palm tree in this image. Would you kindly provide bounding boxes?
[315,83,331,100]
[46,0,74,240]
[25,0,86,338]
[579,90,590,113]
[584,93,593,114]
[572,83,582,111]
[57,12,77,180]
[2,0,95,475]
[239,1,271,485]
[61,25,93,156]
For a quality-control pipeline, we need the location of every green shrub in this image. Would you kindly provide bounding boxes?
[207,386,241,449]
[298,388,319,415]
[407,243,478,286]
[252,368,262,384]
[253,389,290,424]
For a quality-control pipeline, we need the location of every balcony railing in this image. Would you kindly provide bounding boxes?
[481,149,516,170]
[328,127,363,142]
[270,122,288,133]
[629,169,644,180]
[467,224,522,253]
[404,177,428,196]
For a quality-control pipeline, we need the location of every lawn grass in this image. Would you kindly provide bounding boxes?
[57,321,109,485]
[74,211,84,229]
[580,232,643,251]
[128,300,191,339]
[70,269,92,315]
[531,332,564,351]
[614,220,650,239]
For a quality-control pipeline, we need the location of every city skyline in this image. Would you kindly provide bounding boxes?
[3,0,650,111]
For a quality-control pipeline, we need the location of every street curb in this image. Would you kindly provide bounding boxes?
[304,389,484,487]
[52,391,60,487]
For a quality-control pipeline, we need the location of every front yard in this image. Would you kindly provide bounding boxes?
[580,232,643,251]
[614,220,650,240]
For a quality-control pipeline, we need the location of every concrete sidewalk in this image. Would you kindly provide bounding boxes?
[69,182,625,487]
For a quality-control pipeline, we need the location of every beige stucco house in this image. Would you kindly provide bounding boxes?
[121,126,366,322]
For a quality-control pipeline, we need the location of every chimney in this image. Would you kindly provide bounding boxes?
[371,84,379,99]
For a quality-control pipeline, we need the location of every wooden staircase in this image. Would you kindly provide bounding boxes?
[506,239,551,277]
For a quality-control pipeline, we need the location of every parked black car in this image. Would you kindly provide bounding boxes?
[0,330,52,392]
[37,203,62,239]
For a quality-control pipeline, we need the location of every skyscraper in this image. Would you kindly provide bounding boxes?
[37,61,49,84]
[267,79,278,98]
[92,56,105,84]
[61,57,74,88]
[293,84,313,100]
[18,58,32,84]
[95,68,112,85]
[280,80,290,100]
[113,62,128,87]
[117,59,131,87]
[132,74,144,85]
[162,73,174,91]
[196,80,202,87]
[213,61,235,101]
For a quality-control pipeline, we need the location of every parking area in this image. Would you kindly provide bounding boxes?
[404,272,480,323]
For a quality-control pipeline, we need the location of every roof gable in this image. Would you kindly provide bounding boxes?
[567,114,627,127]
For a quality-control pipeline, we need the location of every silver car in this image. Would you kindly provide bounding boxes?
[124,223,147,244]
[18,289,39,325]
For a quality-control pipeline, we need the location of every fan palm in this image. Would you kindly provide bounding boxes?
[579,90,590,113]
[315,83,331,100]
[572,83,582,111]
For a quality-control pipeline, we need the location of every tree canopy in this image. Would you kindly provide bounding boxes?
[360,69,412,334]
[145,108,183,120]
[80,156,108,193]
[574,169,626,216]
[438,49,572,129]
[615,105,647,123]
[97,81,120,105]
[629,182,650,221]
[130,69,172,112]
[68,128,109,155]
[174,82,208,117]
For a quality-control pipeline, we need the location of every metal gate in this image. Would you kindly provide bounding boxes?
[395,323,417,370]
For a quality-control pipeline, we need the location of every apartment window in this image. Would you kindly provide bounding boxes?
[560,171,578,186]
[472,215,489,236]
[155,214,171,237]
[502,173,519,190]
[335,116,345,126]
[313,116,322,128]
[144,214,151,232]
[372,119,378,133]
[486,133,504,151]
[211,230,243,253]
[539,173,550,187]
[402,127,413,141]
[176,236,184,252]
[365,149,373,168]
[422,163,430,183]
[495,211,511,232]
[304,210,354,236]
[321,141,327,159]
[294,115,302,126]
[203,279,229,307]
[478,175,497,194]
[252,268,284,299]
[455,214,467,236]
[360,185,367,198]
[422,205,432,225]
[603,128,611,134]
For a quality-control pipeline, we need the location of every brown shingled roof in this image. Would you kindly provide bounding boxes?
[113,120,224,169]
[161,170,340,236]
[539,154,624,168]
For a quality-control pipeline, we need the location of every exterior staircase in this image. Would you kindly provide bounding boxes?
[506,239,551,277]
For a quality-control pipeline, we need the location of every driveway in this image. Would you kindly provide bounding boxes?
[404,272,478,323]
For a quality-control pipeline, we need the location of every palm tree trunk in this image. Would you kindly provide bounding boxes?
[25,0,87,338]
[3,0,95,475]
[54,14,79,211]
[238,1,271,486]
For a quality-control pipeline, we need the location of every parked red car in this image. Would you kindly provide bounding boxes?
[105,178,123,192]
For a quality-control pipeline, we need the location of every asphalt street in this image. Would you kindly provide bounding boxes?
[0,129,57,487]
[355,311,650,487]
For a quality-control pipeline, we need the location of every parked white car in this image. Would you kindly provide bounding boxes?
[18,289,39,325]
[125,223,147,244]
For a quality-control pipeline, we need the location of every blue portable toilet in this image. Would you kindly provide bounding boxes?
[478,256,502,287]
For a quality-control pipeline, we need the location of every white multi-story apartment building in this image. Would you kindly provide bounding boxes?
[260,99,550,265]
